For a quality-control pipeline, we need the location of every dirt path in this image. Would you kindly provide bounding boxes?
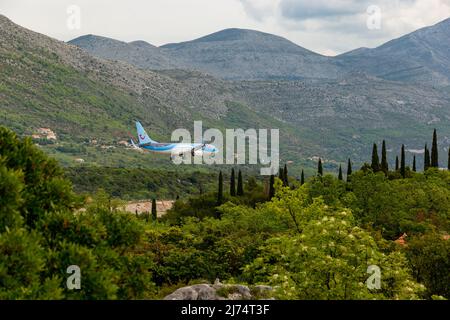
[122,200,175,218]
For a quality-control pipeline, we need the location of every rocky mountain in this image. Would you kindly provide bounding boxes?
[160,28,342,80]
[0,14,245,138]
[70,19,450,86]
[336,18,450,86]
[72,28,343,80]
[69,35,179,70]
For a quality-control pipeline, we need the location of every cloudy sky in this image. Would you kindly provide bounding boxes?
[1,0,450,56]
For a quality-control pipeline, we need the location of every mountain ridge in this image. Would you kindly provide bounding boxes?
[69,18,450,85]
[70,27,343,80]
[336,18,450,86]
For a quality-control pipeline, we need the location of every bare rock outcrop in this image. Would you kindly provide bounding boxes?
[163,280,273,300]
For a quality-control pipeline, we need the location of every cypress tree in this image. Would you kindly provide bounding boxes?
[448,148,450,170]
[278,167,284,181]
[424,144,430,171]
[413,155,416,172]
[400,144,406,178]
[151,199,157,220]
[395,156,399,171]
[217,171,223,205]
[381,140,389,174]
[237,170,244,196]
[371,143,381,172]
[230,168,236,196]
[269,174,275,199]
[300,170,305,185]
[283,163,289,187]
[431,129,439,168]
[346,159,352,182]
[338,165,343,181]
[318,158,323,176]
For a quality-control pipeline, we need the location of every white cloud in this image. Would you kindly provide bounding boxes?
[239,0,450,54]
[1,0,449,55]
[0,0,253,45]
[238,0,281,21]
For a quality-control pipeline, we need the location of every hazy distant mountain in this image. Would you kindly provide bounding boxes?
[70,20,450,86]
[71,28,343,80]
[69,35,179,70]
[336,18,450,86]
[160,28,342,80]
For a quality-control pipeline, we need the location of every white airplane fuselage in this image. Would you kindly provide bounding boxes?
[132,121,219,158]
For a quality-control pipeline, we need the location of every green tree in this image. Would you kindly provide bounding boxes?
[0,127,77,228]
[318,158,323,176]
[217,171,223,205]
[0,228,63,299]
[346,159,352,182]
[406,233,450,299]
[0,126,157,300]
[395,156,399,171]
[237,170,244,196]
[151,198,157,220]
[230,168,236,196]
[400,144,406,178]
[413,155,416,172]
[269,174,275,199]
[448,148,450,170]
[300,170,305,185]
[431,129,439,168]
[0,163,24,232]
[381,140,389,174]
[371,143,381,172]
[243,187,424,300]
[278,167,284,181]
[338,165,343,181]
[424,144,431,171]
[283,164,289,187]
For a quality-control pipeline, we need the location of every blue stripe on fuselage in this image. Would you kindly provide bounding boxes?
[141,143,216,153]
[142,144,177,152]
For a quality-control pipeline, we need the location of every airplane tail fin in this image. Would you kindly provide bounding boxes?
[135,121,158,145]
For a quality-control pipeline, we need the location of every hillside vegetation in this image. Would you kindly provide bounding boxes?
[1,126,449,299]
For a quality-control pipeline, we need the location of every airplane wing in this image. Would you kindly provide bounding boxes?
[172,144,206,157]
[192,143,206,152]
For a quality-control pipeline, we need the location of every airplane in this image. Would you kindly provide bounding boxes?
[130,121,219,160]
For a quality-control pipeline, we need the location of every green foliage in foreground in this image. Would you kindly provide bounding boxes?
[1,126,449,300]
[0,127,155,299]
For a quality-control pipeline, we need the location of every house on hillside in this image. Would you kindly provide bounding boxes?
[35,128,57,140]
